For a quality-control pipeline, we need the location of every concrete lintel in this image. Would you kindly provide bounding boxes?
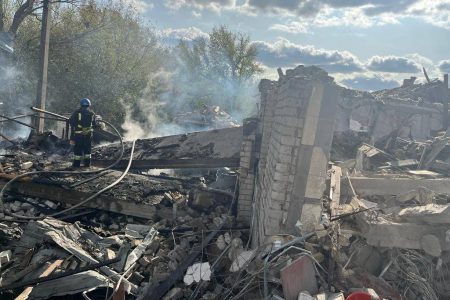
[364,220,450,252]
[345,176,450,196]
[1,180,156,219]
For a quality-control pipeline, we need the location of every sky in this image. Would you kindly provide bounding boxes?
[130,0,450,91]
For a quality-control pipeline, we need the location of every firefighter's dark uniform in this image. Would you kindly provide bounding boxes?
[69,107,96,167]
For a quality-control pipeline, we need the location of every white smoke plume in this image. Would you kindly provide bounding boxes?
[0,53,33,139]
[121,69,188,140]
[121,59,260,141]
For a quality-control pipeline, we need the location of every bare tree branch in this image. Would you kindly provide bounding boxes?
[9,0,36,35]
[8,0,79,35]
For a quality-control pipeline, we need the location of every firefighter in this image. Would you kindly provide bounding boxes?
[69,98,98,168]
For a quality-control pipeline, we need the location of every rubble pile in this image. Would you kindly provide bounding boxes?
[0,143,253,299]
[372,79,448,104]
[1,65,450,299]
[91,126,243,162]
[324,127,450,300]
[173,105,240,131]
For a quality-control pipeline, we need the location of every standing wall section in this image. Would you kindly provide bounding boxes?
[253,66,339,245]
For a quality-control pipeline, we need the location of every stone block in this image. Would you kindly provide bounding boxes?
[272,181,288,192]
[299,203,322,234]
[274,171,290,182]
[0,250,11,267]
[304,174,327,200]
[280,136,297,146]
[271,190,286,201]
[278,145,294,155]
[275,163,290,173]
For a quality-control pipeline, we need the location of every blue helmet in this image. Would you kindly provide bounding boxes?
[80,98,91,107]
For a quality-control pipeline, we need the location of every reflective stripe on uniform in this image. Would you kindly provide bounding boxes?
[73,155,82,160]
[74,112,93,134]
[84,154,91,159]
[74,128,93,135]
[77,113,82,128]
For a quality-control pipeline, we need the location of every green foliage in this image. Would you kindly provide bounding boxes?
[173,25,262,116]
[1,5,262,136]
[1,0,166,128]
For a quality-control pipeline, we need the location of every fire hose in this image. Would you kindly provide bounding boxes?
[0,120,137,221]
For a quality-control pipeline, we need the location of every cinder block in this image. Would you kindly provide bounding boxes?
[271,190,286,201]
[275,163,290,173]
[280,136,296,146]
[272,181,287,192]
[274,171,290,182]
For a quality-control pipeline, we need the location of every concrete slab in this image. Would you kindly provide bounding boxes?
[397,204,450,224]
[345,177,450,196]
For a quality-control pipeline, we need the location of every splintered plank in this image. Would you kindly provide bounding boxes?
[15,259,64,300]
[329,165,342,217]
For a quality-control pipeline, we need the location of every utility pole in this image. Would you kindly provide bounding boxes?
[444,74,449,130]
[34,0,51,133]
[0,0,4,32]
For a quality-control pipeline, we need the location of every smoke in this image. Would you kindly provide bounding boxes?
[0,53,33,139]
[121,69,188,140]
[121,51,260,141]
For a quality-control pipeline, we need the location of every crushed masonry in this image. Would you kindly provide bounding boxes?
[0,65,449,299]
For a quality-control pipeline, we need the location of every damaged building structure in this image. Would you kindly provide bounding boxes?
[0,65,450,299]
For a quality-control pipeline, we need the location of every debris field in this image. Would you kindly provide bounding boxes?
[0,65,449,300]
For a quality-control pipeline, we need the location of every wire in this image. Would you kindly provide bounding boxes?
[0,120,130,220]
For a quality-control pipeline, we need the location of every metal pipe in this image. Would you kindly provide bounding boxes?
[0,132,16,145]
[0,114,35,123]
[0,257,120,292]
[36,116,68,122]
[30,106,68,120]
[0,114,36,129]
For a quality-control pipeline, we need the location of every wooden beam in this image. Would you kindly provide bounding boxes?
[34,0,51,133]
[329,165,341,217]
[15,259,63,300]
[0,180,155,219]
[92,157,241,169]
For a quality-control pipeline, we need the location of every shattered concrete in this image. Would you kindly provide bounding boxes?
[1,64,450,299]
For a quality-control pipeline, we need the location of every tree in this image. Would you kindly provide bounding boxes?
[1,0,77,35]
[173,25,262,116]
[1,0,166,129]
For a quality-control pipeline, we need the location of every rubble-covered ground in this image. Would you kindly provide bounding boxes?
[1,76,450,299]
[0,138,253,300]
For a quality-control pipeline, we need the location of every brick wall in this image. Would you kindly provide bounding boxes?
[251,66,339,246]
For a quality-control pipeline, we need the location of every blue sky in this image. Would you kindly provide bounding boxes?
[130,0,450,91]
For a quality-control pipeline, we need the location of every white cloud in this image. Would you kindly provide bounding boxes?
[164,0,235,12]
[250,38,446,90]
[254,38,364,73]
[163,0,450,30]
[269,22,309,34]
[159,27,209,45]
[192,11,202,17]
[339,73,401,91]
[366,55,421,73]
[408,0,450,29]
[123,0,153,13]
[439,60,450,73]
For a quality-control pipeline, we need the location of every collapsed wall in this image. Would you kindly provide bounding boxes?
[239,65,449,247]
[241,66,340,245]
